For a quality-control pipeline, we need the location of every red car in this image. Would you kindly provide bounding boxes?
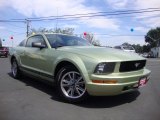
[0,47,9,57]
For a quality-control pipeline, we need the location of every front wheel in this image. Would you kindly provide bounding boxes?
[56,66,88,103]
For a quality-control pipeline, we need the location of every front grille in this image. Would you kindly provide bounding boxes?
[119,60,146,72]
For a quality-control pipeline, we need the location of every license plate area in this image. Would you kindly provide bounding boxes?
[138,77,148,87]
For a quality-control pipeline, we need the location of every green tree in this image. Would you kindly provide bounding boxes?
[82,32,100,46]
[145,27,160,48]
[54,28,74,35]
[122,42,131,47]
[142,45,150,53]
[29,27,74,36]
[132,44,143,53]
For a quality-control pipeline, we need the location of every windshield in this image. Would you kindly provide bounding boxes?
[45,34,91,48]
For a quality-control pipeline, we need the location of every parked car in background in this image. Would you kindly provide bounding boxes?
[114,45,136,52]
[9,33,151,102]
[142,53,149,58]
[142,52,154,58]
[0,46,9,57]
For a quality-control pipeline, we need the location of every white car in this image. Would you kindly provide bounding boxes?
[114,45,135,52]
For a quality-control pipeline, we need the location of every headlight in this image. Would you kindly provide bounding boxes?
[94,62,115,74]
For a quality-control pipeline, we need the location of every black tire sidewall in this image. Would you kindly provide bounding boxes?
[11,59,21,79]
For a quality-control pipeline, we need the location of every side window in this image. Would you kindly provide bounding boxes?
[26,35,47,47]
[19,40,26,47]
[26,37,34,47]
[35,35,47,46]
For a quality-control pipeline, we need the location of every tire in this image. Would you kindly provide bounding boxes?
[56,65,88,103]
[11,59,21,79]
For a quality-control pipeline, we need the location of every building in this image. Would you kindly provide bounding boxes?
[151,47,160,58]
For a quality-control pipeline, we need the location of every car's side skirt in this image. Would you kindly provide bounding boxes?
[19,66,55,84]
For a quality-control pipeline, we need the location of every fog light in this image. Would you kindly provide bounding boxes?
[92,80,117,84]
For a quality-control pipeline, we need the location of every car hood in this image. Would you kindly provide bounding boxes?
[58,46,145,62]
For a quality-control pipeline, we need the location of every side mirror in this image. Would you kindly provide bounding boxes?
[32,42,46,49]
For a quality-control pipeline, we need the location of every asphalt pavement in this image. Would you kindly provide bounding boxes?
[0,57,160,120]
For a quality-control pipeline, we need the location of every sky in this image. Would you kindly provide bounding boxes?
[0,0,160,47]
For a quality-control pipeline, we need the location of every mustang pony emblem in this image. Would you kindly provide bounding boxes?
[135,63,140,68]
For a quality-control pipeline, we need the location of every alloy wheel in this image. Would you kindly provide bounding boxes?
[60,71,86,99]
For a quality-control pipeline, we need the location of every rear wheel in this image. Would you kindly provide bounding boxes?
[56,66,88,103]
[11,59,21,78]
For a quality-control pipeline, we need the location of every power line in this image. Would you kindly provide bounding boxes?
[0,7,160,37]
[28,9,160,21]
[1,7,160,22]
[1,7,159,21]
[0,20,25,22]
[28,7,160,20]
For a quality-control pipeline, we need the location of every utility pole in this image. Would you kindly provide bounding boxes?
[55,8,58,33]
[26,19,30,37]
[0,38,2,47]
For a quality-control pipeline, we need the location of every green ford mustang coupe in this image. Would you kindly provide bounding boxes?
[9,33,151,102]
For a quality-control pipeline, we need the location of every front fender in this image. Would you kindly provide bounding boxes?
[53,54,90,83]
[9,47,22,66]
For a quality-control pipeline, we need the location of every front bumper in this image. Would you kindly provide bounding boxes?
[86,69,151,96]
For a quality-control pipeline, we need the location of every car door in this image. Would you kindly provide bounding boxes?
[19,38,33,67]
[21,35,53,76]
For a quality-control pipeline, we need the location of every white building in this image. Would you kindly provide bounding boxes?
[151,47,160,58]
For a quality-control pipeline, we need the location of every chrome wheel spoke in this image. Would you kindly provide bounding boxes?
[77,81,84,85]
[67,87,72,94]
[70,88,74,97]
[76,86,84,93]
[68,74,72,80]
[62,79,71,87]
[76,77,82,83]
[72,72,75,79]
[75,87,81,95]
[76,79,84,85]
[62,79,70,84]
[62,84,70,87]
